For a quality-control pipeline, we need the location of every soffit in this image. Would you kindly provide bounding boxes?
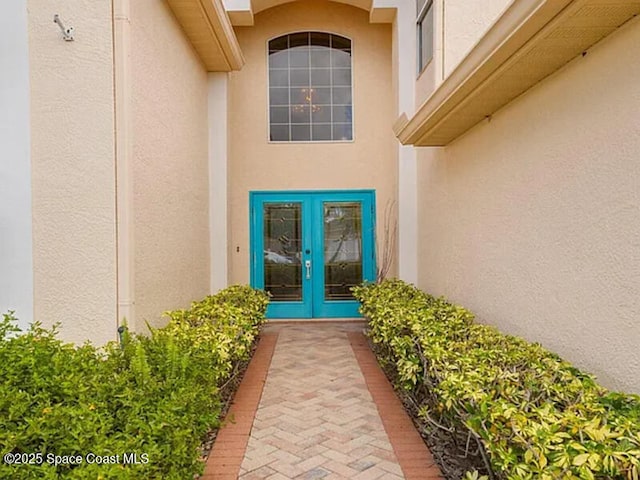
[251,0,371,14]
[166,0,245,71]
[225,0,394,25]
[396,0,640,147]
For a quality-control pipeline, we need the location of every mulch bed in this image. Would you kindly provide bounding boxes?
[196,329,493,479]
[196,337,259,466]
[366,334,494,480]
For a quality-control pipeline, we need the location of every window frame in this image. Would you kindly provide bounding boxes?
[266,31,355,144]
[417,0,434,75]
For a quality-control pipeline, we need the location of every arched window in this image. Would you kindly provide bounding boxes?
[268,32,353,142]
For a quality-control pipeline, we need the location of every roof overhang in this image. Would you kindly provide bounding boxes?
[166,0,245,71]
[395,0,640,147]
[223,0,396,26]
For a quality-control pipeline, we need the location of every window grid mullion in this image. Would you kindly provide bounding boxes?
[329,34,334,141]
[307,45,312,129]
[417,0,433,73]
[287,35,292,141]
[269,32,351,142]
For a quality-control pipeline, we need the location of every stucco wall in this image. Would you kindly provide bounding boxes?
[416,18,640,393]
[415,0,510,106]
[442,0,510,78]
[28,1,117,344]
[130,0,210,328]
[0,0,33,329]
[416,62,436,108]
[228,0,397,286]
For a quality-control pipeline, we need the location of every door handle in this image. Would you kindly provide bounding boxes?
[305,260,311,280]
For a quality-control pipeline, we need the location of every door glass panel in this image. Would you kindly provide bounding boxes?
[323,202,362,300]
[263,203,302,301]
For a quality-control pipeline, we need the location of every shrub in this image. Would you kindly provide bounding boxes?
[0,285,269,479]
[353,280,640,480]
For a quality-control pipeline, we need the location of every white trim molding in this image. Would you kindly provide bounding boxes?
[373,0,419,284]
[113,0,136,328]
[208,73,230,292]
[0,0,33,328]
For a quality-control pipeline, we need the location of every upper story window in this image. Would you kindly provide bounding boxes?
[417,0,434,73]
[268,32,353,142]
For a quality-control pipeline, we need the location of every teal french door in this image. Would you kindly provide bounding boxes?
[250,190,376,318]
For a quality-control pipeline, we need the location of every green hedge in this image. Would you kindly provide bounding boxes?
[0,285,269,480]
[353,280,640,480]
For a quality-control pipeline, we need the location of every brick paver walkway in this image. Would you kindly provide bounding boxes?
[204,322,443,480]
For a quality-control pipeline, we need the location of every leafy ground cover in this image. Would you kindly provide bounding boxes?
[0,285,269,480]
[353,280,640,480]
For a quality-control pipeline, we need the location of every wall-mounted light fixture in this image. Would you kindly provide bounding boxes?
[53,14,75,41]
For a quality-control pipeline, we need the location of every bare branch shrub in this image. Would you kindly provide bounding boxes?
[376,200,398,282]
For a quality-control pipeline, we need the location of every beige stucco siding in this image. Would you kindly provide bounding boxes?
[228,0,397,286]
[415,0,511,106]
[442,0,510,78]
[416,62,436,108]
[130,0,210,328]
[416,18,640,393]
[28,1,117,344]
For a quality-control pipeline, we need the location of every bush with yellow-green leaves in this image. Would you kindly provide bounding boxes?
[353,280,640,480]
[0,285,269,480]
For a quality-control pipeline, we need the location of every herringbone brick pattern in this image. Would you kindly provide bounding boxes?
[239,324,404,480]
[203,333,279,480]
[349,333,443,480]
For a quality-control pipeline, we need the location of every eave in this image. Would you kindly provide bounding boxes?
[395,0,640,147]
[223,0,396,25]
[166,0,245,71]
